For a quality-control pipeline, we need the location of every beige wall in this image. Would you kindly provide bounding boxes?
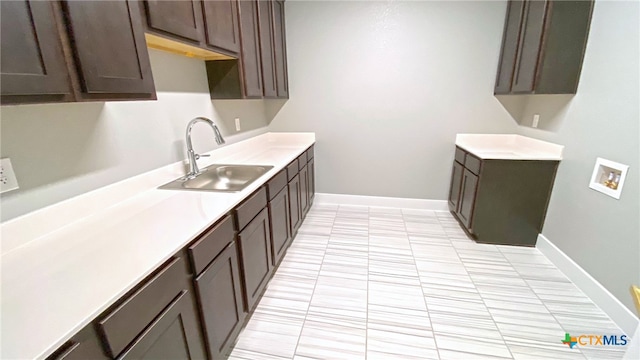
[0,49,270,221]
[267,0,519,200]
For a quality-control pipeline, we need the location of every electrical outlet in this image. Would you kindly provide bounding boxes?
[0,158,19,194]
[532,114,540,128]
[235,117,241,131]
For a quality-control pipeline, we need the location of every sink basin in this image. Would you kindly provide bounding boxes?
[159,164,274,192]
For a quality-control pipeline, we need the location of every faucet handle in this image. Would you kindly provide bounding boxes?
[194,153,210,160]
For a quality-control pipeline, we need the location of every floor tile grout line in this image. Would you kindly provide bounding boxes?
[292,203,337,359]
[435,212,516,360]
[403,208,443,360]
[365,206,370,360]
[496,246,590,360]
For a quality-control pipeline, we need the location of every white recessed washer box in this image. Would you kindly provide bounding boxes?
[589,157,629,200]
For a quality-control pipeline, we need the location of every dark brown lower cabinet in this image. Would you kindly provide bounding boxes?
[46,146,319,360]
[195,241,246,360]
[46,326,108,360]
[299,164,309,216]
[96,256,205,360]
[269,187,291,266]
[448,146,559,246]
[448,161,464,212]
[118,290,205,360]
[288,174,302,236]
[237,207,273,312]
[308,157,315,204]
[457,168,478,230]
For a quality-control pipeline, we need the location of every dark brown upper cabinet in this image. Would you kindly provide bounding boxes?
[144,0,205,43]
[206,0,289,99]
[63,1,156,100]
[494,0,594,95]
[141,0,239,60]
[237,0,264,98]
[272,0,289,98]
[202,0,241,56]
[257,0,277,98]
[0,1,74,104]
[1,0,156,105]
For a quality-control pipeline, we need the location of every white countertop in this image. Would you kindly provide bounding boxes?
[0,132,315,360]
[455,134,563,160]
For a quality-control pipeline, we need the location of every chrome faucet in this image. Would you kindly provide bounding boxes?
[185,117,225,179]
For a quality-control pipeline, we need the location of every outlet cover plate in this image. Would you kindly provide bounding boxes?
[0,158,19,194]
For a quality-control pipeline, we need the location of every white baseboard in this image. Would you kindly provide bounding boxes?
[536,233,639,337]
[314,193,449,211]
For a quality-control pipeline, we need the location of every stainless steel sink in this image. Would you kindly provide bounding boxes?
[159,164,274,192]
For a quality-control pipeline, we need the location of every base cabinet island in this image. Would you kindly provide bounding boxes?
[448,134,563,246]
[2,133,315,360]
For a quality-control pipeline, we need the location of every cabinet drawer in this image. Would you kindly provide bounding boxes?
[465,154,482,175]
[297,152,307,170]
[306,145,314,161]
[286,159,299,181]
[266,169,287,201]
[454,147,466,164]
[188,214,235,276]
[235,187,267,231]
[97,257,187,358]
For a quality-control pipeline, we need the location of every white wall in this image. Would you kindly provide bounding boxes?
[0,49,269,221]
[268,0,519,199]
[517,0,640,313]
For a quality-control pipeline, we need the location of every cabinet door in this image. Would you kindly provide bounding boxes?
[0,0,72,102]
[511,0,547,93]
[457,168,479,230]
[63,0,155,97]
[308,158,315,204]
[257,0,277,98]
[288,174,302,235]
[144,0,203,42]
[201,0,240,55]
[47,326,108,360]
[238,0,263,98]
[118,290,206,360]
[448,161,464,213]
[494,0,525,94]
[237,207,273,311]
[299,164,309,217]
[195,242,246,360]
[269,187,291,266]
[271,0,288,98]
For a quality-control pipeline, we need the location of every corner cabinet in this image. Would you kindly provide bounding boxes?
[1,0,156,105]
[206,0,289,99]
[494,0,594,95]
[448,147,559,246]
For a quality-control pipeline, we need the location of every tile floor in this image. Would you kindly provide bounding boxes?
[228,203,626,360]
